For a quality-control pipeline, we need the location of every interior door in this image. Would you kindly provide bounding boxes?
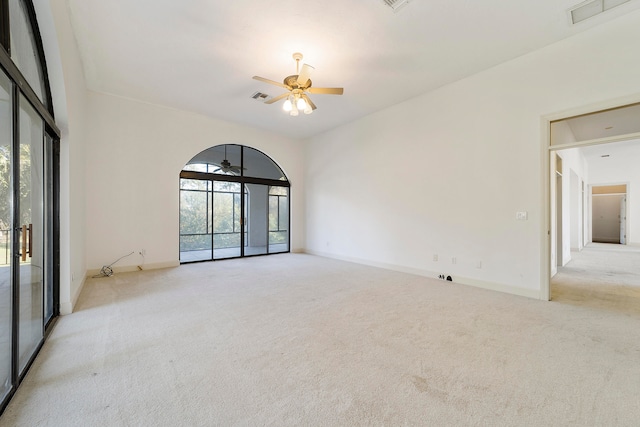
[17,95,44,374]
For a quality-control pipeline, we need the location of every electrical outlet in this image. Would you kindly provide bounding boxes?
[452,257,457,265]
[433,254,438,262]
[476,260,482,269]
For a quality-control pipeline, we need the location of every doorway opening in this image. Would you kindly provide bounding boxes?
[591,184,627,244]
[179,144,290,263]
[545,101,640,307]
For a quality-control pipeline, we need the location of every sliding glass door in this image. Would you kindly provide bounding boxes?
[0,71,57,414]
[244,183,268,256]
[0,0,60,414]
[212,181,243,259]
[179,178,212,262]
[17,94,44,374]
[268,186,289,254]
[180,145,290,263]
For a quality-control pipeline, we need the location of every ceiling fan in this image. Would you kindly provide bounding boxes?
[253,53,344,115]
[213,146,244,174]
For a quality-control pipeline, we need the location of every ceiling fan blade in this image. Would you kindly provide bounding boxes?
[264,92,290,104]
[307,87,344,95]
[302,94,317,110]
[296,64,314,87]
[212,168,222,173]
[253,76,291,90]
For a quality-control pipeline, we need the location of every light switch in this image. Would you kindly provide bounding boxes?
[516,211,528,221]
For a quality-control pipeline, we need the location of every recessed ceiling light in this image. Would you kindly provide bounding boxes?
[601,154,610,157]
[605,126,613,129]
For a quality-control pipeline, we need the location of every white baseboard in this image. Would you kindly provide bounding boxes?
[59,301,73,315]
[60,271,87,315]
[63,261,180,315]
[304,249,541,300]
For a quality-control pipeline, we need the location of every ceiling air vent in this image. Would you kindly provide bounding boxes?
[382,0,410,12]
[251,92,271,102]
[251,91,271,102]
[569,0,630,24]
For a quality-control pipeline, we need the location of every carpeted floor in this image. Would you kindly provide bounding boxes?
[551,242,640,315]
[1,251,639,426]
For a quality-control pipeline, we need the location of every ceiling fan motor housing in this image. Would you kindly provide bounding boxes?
[284,75,311,90]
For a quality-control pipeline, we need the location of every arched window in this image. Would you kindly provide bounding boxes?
[0,0,60,414]
[180,144,290,262]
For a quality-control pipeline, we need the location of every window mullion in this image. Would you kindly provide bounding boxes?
[0,0,9,53]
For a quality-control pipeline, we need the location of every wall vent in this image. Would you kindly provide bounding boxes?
[569,0,630,24]
[382,0,410,12]
[251,91,271,101]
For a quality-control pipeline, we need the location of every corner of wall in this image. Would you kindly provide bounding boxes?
[59,270,87,315]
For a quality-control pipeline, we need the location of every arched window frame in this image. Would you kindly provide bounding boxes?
[180,144,291,262]
[0,0,57,135]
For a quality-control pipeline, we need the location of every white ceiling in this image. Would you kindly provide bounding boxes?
[579,138,640,159]
[566,103,640,141]
[66,0,640,139]
[555,102,640,167]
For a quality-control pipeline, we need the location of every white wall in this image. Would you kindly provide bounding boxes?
[569,170,581,250]
[36,0,89,314]
[304,10,640,298]
[84,91,304,272]
[556,147,588,263]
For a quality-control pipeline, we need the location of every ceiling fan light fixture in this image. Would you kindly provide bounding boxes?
[290,102,299,116]
[296,96,307,110]
[304,104,313,115]
[253,52,343,117]
[283,96,293,112]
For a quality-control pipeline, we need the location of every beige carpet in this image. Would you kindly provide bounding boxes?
[552,242,640,316]
[1,253,639,426]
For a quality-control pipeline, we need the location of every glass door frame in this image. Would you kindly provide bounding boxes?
[2,73,60,415]
[179,171,291,263]
[0,0,61,415]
